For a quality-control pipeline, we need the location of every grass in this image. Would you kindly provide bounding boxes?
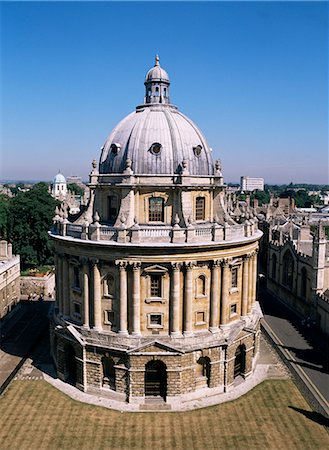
[0,379,328,450]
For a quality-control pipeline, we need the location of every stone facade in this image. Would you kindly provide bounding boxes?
[50,57,262,407]
[20,272,55,298]
[267,218,329,336]
[0,240,20,319]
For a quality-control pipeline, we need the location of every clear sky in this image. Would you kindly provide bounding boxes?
[1,1,328,184]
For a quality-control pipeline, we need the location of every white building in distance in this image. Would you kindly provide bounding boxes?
[241,176,264,192]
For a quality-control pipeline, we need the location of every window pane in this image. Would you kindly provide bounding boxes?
[195,197,205,220]
[149,198,164,222]
[150,274,161,297]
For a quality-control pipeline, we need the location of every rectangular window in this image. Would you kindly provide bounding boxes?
[73,266,80,289]
[195,311,205,324]
[230,304,237,316]
[149,197,164,222]
[147,313,164,329]
[150,274,162,297]
[108,195,118,225]
[104,310,115,325]
[231,267,238,288]
[150,314,162,325]
[73,302,81,319]
[195,197,205,221]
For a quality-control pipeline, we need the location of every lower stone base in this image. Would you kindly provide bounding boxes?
[50,317,261,407]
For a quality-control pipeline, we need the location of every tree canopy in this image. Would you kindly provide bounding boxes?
[2,183,59,269]
[67,182,84,196]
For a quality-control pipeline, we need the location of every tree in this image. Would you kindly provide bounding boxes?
[67,183,84,196]
[0,194,11,239]
[9,182,59,269]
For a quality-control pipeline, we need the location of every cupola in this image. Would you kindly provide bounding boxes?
[144,55,170,105]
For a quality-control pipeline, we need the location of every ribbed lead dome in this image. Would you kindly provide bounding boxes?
[99,57,214,176]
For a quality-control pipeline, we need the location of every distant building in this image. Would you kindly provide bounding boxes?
[241,176,264,192]
[267,219,329,336]
[52,172,67,200]
[0,241,20,319]
[66,175,84,188]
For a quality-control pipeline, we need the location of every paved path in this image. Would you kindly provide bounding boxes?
[0,300,53,392]
[259,287,329,416]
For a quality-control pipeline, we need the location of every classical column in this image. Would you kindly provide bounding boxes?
[210,259,221,332]
[241,255,249,317]
[55,253,63,312]
[170,262,181,336]
[92,260,102,331]
[132,262,141,336]
[62,257,70,317]
[251,251,258,306]
[220,259,230,327]
[247,253,254,313]
[183,261,195,336]
[82,261,90,329]
[117,261,128,335]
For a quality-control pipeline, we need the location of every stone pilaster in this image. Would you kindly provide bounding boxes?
[252,251,258,306]
[183,261,196,336]
[241,255,250,317]
[210,259,221,332]
[62,257,70,317]
[247,252,254,313]
[116,260,128,335]
[220,259,230,327]
[131,262,141,336]
[170,262,182,336]
[92,260,102,331]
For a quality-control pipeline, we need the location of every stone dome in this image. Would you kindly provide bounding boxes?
[145,55,169,82]
[99,56,214,176]
[53,172,66,184]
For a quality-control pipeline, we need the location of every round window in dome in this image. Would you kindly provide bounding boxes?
[193,145,203,157]
[150,143,162,155]
[110,143,121,155]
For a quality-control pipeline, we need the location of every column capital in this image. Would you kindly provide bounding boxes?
[185,260,197,270]
[90,258,99,267]
[80,256,89,266]
[221,258,232,268]
[115,260,128,270]
[131,261,141,271]
[212,259,221,268]
[171,262,182,271]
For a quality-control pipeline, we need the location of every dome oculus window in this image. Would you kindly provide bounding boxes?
[193,145,203,157]
[110,143,121,155]
[150,142,162,155]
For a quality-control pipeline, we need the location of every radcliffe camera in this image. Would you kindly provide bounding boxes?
[0,2,328,449]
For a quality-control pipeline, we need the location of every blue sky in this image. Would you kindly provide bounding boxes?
[1,1,328,184]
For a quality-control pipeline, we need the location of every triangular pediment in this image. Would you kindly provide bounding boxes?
[143,264,168,273]
[128,340,182,354]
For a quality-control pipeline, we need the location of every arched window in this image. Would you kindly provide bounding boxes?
[196,275,206,296]
[155,86,160,97]
[301,267,307,298]
[103,274,115,298]
[272,254,277,280]
[283,251,294,290]
[149,197,164,222]
[196,356,211,386]
[195,197,205,221]
[234,344,246,378]
[101,353,115,390]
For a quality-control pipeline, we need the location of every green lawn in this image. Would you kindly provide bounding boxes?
[0,379,328,450]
